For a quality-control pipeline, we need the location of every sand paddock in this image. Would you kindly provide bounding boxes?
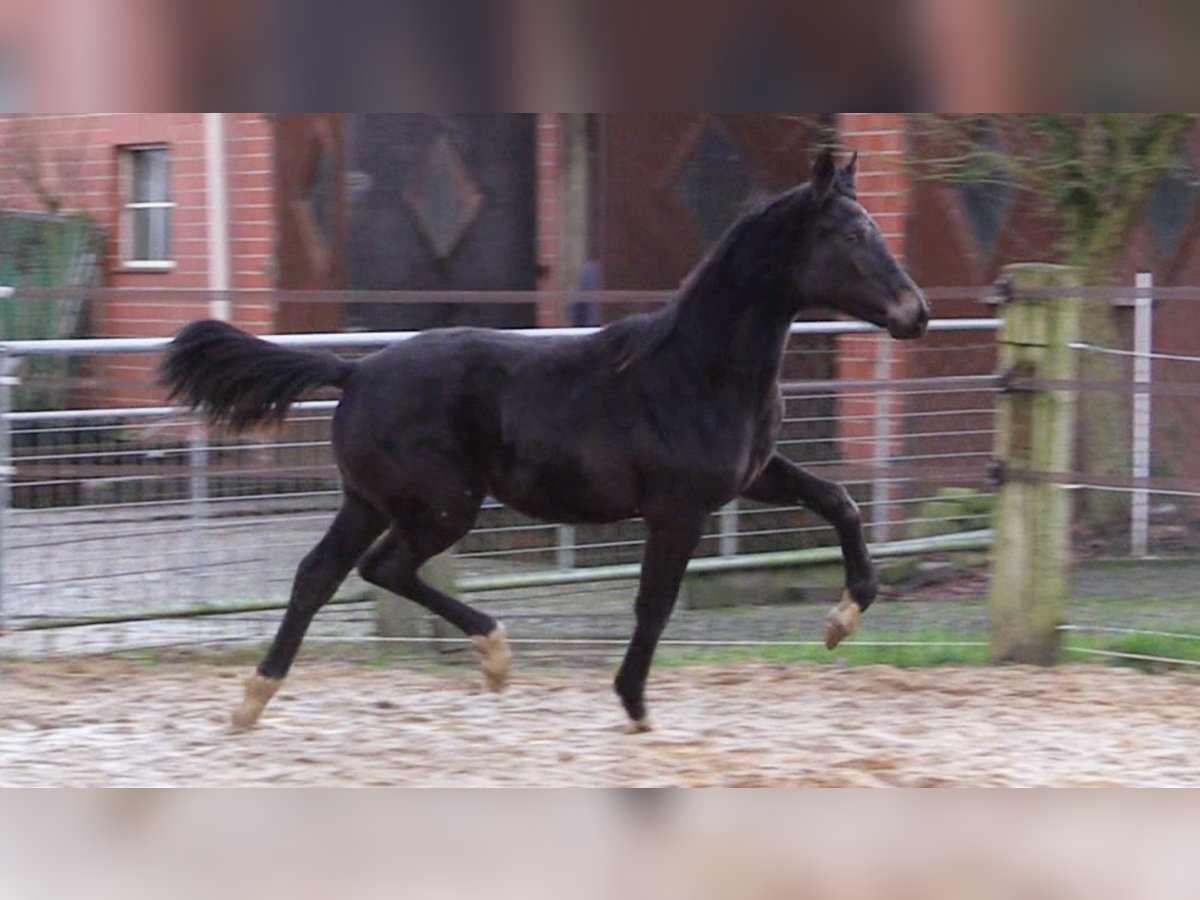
[2,659,1199,786]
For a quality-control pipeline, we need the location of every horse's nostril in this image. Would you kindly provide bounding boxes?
[906,290,929,320]
[889,290,929,339]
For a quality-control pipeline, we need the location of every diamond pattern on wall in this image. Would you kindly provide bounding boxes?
[303,144,337,248]
[672,119,754,243]
[403,132,484,260]
[291,124,340,278]
[1146,148,1199,264]
[954,122,1014,258]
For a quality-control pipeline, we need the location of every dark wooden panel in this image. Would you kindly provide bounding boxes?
[598,113,836,460]
[345,114,537,330]
[273,113,348,333]
[599,113,819,295]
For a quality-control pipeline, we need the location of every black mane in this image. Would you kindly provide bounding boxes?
[607,185,814,371]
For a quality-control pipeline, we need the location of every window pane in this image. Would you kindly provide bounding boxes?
[150,150,170,203]
[148,206,170,260]
[129,207,171,261]
[130,151,150,203]
[131,208,150,260]
[131,148,169,203]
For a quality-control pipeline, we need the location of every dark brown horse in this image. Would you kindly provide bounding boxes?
[161,150,928,731]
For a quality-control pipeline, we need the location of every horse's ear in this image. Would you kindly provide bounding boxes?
[811,148,836,204]
[836,150,858,200]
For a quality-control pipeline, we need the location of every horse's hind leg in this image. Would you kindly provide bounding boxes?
[231,492,385,728]
[358,522,511,692]
[742,453,875,649]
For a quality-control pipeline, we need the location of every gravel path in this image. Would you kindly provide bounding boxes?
[3,659,1199,786]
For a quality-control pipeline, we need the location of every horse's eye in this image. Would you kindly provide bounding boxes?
[846,230,861,244]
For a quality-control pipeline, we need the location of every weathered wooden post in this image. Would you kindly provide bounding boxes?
[989,264,1081,665]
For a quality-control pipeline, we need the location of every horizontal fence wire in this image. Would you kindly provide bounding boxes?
[1002,285,1200,302]
[1010,377,1200,398]
[1002,469,1200,500]
[1060,624,1200,642]
[1061,648,1200,667]
[1069,342,1200,365]
[1058,622,1200,668]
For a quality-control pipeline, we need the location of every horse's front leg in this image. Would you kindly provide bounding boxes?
[614,515,705,733]
[742,454,876,649]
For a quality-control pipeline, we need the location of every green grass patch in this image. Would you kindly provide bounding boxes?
[657,630,991,668]
[659,625,1200,672]
[1062,629,1200,672]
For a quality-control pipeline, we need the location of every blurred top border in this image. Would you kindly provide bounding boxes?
[1,0,1197,112]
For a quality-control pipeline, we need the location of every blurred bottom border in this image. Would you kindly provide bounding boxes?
[0,789,1194,900]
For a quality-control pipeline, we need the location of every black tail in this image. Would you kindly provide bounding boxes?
[160,320,356,432]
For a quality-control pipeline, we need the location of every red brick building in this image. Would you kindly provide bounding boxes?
[0,112,1023,335]
[2,113,1197,471]
[0,114,908,325]
[0,113,275,335]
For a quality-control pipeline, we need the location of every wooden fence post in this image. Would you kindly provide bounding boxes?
[989,264,1081,665]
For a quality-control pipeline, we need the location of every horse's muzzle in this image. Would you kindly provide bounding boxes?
[887,289,929,339]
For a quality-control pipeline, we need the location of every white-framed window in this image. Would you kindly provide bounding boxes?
[120,145,174,268]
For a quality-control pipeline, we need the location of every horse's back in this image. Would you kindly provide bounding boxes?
[333,326,643,522]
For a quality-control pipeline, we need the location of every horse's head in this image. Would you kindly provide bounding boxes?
[794,149,929,339]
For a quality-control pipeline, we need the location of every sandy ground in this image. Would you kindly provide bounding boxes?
[2,659,1200,786]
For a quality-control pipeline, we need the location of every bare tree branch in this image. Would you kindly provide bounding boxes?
[907,113,1199,281]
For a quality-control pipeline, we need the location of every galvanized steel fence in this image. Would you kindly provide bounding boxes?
[3,283,1200,671]
[0,294,1003,657]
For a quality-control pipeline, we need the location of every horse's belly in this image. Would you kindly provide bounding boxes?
[487,456,638,525]
[490,481,637,525]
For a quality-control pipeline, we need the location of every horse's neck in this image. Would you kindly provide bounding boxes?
[671,280,793,387]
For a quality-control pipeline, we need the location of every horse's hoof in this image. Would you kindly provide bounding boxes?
[623,717,653,735]
[230,673,282,729]
[472,625,512,693]
[825,593,862,650]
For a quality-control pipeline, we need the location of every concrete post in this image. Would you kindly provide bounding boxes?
[374,550,459,652]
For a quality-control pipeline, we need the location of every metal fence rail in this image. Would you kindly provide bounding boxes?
[5,281,1200,675]
[0,313,1001,656]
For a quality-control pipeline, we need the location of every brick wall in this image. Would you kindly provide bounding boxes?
[225,114,275,317]
[0,112,274,331]
[0,113,275,404]
[535,113,562,324]
[837,113,912,535]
